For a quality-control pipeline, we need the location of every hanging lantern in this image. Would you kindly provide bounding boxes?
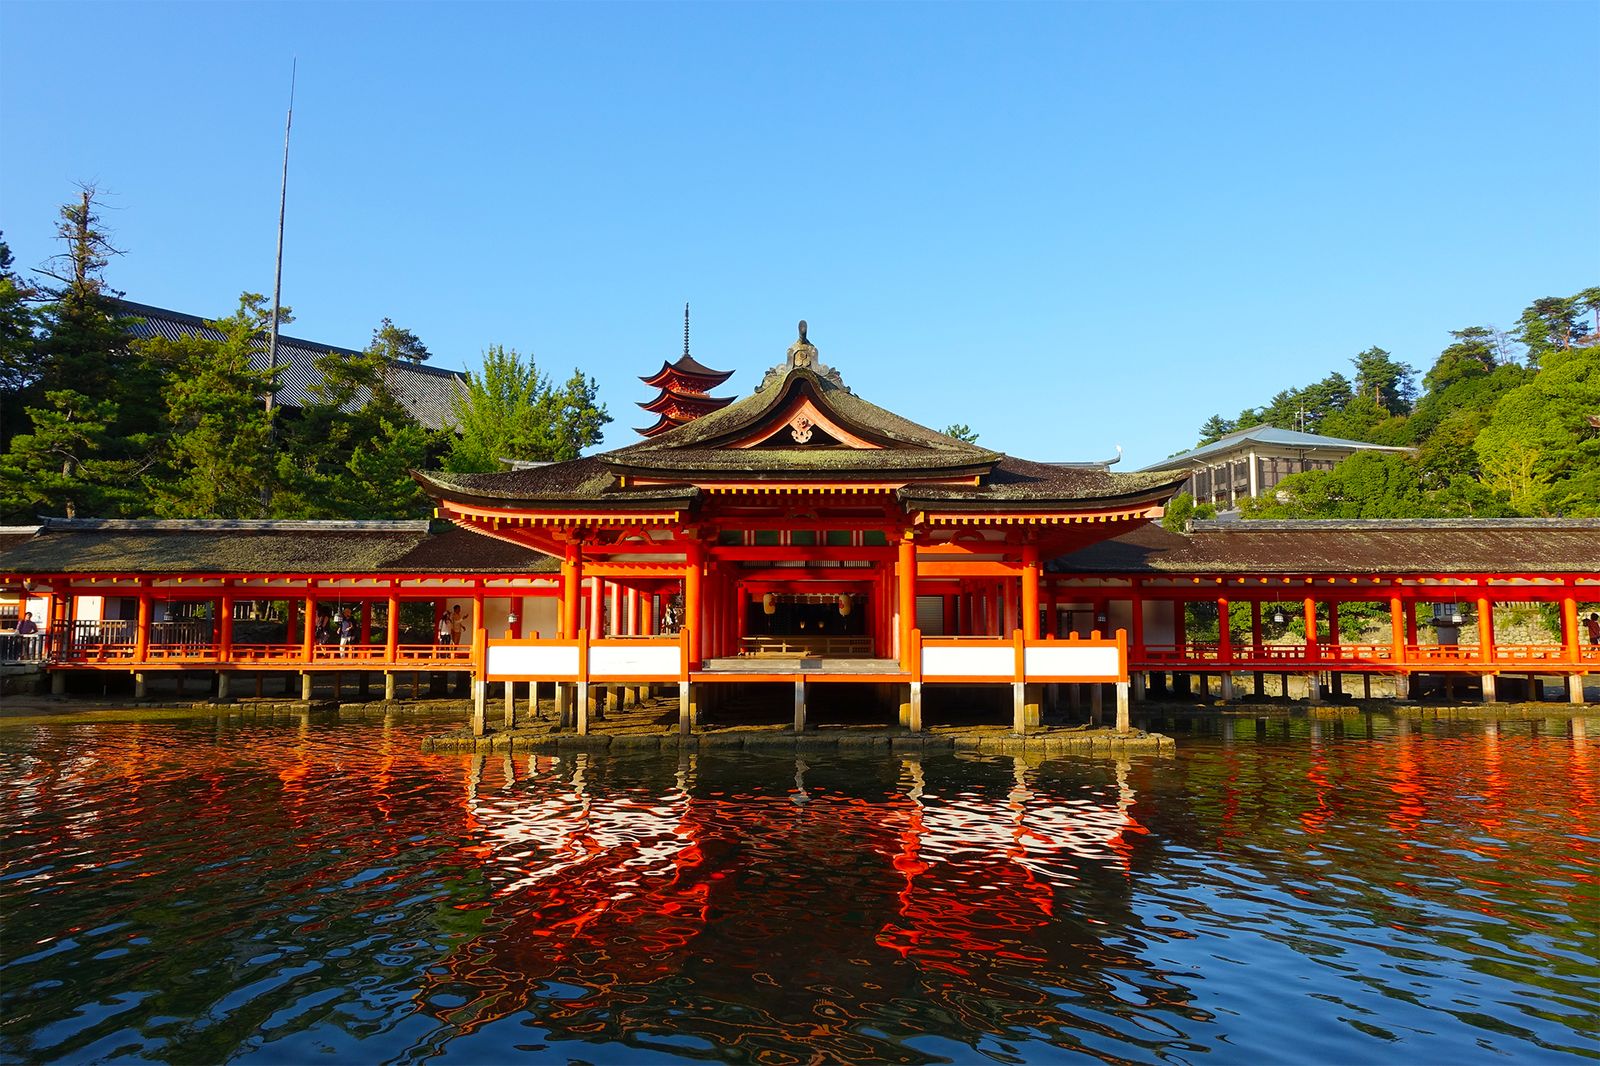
[837,594,852,617]
[762,592,777,616]
[1272,607,1287,626]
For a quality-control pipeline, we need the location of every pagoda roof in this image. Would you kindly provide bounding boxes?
[636,386,735,414]
[639,353,734,389]
[418,358,1186,513]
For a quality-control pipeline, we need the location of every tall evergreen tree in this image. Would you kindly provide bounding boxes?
[0,389,128,520]
[143,295,279,518]
[1349,346,1417,413]
[0,235,40,450]
[446,346,611,471]
[275,328,438,518]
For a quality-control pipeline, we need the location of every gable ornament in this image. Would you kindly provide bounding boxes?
[789,413,815,444]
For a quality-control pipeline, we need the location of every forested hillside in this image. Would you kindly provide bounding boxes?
[0,188,610,524]
[1169,289,1600,523]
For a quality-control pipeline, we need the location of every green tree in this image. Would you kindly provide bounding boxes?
[1473,344,1600,515]
[1196,414,1233,445]
[31,185,134,402]
[1161,491,1215,532]
[0,390,126,519]
[446,346,611,471]
[144,295,279,518]
[942,423,980,443]
[1512,293,1592,363]
[0,236,40,451]
[1349,346,1417,413]
[367,317,432,363]
[274,330,438,518]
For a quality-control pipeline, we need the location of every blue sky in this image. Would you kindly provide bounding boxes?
[2,2,1596,466]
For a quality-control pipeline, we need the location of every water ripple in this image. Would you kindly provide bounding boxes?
[1,711,1596,1063]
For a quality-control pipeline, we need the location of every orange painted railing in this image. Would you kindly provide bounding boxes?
[1128,638,1596,672]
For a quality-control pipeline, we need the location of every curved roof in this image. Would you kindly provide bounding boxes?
[639,353,734,389]
[1049,518,1600,574]
[1140,425,1413,472]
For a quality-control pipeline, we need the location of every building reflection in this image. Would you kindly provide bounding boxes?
[422,747,1173,1058]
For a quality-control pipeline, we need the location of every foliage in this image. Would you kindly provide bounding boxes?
[0,389,131,519]
[274,331,439,518]
[446,346,611,472]
[1192,286,1597,521]
[1162,492,1216,532]
[367,318,432,363]
[141,295,280,518]
[2,187,616,521]
[942,423,980,443]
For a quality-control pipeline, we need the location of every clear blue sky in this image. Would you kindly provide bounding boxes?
[2,2,1596,466]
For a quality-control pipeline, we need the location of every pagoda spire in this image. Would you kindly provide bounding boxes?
[636,304,735,438]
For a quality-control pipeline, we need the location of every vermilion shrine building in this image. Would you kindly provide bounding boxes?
[2,324,1597,732]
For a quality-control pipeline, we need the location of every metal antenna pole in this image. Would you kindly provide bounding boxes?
[266,58,296,414]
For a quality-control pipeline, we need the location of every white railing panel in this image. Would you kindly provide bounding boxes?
[922,645,1014,678]
[1025,645,1121,680]
[486,643,579,680]
[590,644,680,678]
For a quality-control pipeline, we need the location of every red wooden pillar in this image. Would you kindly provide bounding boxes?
[897,533,916,665]
[1389,595,1407,664]
[943,593,957,636]
[561,544,581,640]
[685,542,703,666]
[1021,544,1040,640]
[302,592,317,662]
[1562,594,1581,663]
[135,585,152,662]
[589,578,603,639]
[1217,596,1231,662]
[219,585,235,661]
[360,600,372,645]
[386,592,400,661]
[1250,600,1262,658]
[1303,596,1319,661]
[1476,594,1494,664]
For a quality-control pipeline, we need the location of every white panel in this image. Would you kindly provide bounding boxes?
[483,597,512,637]
[75,596,104,622]
[591,644,680,678]
[523,597,559,640]
[1024,645,1122,679]
[922,645,1014,678]
[486,643,579,679]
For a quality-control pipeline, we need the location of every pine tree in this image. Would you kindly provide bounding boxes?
[446,346,611,471]
[144,295,279,518]
[0,390,126,519]
[274,327,439,518]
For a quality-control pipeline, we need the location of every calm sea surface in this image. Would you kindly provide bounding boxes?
[1,710,1596,1064]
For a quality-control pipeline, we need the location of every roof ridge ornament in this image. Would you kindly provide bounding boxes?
[764,318,845,390]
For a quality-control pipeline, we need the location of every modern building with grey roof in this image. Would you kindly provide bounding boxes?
[116,300,467,431]
[1139,425,1414,511]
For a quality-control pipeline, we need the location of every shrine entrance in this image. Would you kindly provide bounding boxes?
[741,590,874,658]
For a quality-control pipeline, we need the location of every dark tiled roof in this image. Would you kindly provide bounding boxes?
[609,367,999,463]
[0,519,555,575]
[416,459,698,508]
[640,353,734,386]
[901,458,1187,509]
[117,301,466,431]
[1049,518,1600,575]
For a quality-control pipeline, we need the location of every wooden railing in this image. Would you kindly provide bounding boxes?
[1130,639,1596,670]
[738,635,874,658]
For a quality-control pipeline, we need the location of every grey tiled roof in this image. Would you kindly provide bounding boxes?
[0,519,558,574]
[116,300,466,431]
[1049,518,1600,574]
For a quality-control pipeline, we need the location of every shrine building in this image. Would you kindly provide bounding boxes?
[1,321,1597,734]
